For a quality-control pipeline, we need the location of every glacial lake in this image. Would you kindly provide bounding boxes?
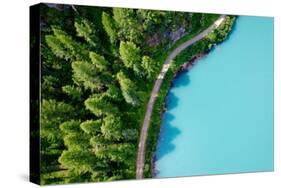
[155,16,274,178]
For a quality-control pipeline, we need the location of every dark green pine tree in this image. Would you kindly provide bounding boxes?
[58,119,110,182]
[40,99,75,184]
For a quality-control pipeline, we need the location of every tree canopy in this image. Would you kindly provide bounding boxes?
[39,3,225,185]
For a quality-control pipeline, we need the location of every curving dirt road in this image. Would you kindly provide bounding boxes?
[136,15,226,179]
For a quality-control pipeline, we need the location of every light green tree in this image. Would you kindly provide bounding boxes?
[113,8,143,43]
[116,71,139,106]
[80,120,101,135]
[58,150,96,174]
[119,41,142,74]
[75,18,98,48]
[89,52,109,71]
[101,115,123,141]
[84,96,118,116]
[141,56,158,80]
[62,85,82,100]
[101,12,117,44]
[72,61,103,91]
[46,26,88,61]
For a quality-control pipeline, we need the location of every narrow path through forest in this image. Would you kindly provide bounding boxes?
[136,15,226,179]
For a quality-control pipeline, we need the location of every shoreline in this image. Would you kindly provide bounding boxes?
[150,52,208,177]
[143,15,237,178]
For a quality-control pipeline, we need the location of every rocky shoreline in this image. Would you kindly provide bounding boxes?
[175,53,206,76]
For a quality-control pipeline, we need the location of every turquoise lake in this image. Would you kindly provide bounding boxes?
[155,16,274,177]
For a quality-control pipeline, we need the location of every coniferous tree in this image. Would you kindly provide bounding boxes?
[60,120,81,135]
[104,84,123,102]
[45,35,72,60]
[72,61,103,91]
[141,56,158,80]
[99,143,135,163]
[101,12,118,44]
[63,133,91,151]
[59,119,108,181]
[113,8,143,44]
[101,115,123,141]
[80,120,101,135]
[40,99,75,184]
[84,96,118,116]
[121,128,138,141]
[62,85,82,100]
[75,18,98,48]
[58,150,97,174]
[116,71,139,106]
[137,10,165,32]
[46,26,89,61]
[89,52,109,71]
[41,100,75,144]
[119,41,142,74]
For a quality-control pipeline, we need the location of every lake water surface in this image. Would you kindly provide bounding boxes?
[155,16,274,177]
